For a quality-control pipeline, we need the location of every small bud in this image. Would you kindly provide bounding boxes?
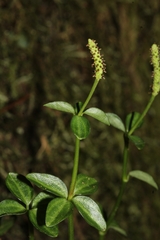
[87,39,106,81]
[151,44,160,96]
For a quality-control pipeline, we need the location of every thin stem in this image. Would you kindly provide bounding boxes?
[28,216,34,240]
[68,137,80,240]
[69,79,100,194]
[107,135,129,227]
[99,233,105,240]
[106,95,156,229]
[68,137,80,199]
[128,95,155,136]
[78,79,99,116]
[67,78,100,239]
[107,181,126,227]
[68,213,74,240]
[122,135,129,182]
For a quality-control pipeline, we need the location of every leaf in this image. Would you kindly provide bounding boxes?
[0,218,14,236]
[129,170,158,189]
[29,192,58,237]
[46,198,73,227]
[0,200,26,216]
[31,192,54,209]
[105,113,125,132]
[74,102,84,114]
[29,209,58,237]
[70,115,90,140]
[84,108,110,125]
[74,174,98,196]
[26,173,68,198]
[108,220,127,236]
[129,135,145,150]
[125,112,143,132]
[72,196,106,232]
[5,173,34,206]
[44,101,75,114]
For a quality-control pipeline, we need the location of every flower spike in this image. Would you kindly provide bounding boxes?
[151,44,160,96]
[87,39,106,81]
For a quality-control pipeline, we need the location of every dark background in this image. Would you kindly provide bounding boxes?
[0,0,160,239]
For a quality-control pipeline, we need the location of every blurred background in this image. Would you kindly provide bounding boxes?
[0,0,160,239]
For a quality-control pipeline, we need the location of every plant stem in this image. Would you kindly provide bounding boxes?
[106,95,156,230]
[128,95,155,136]
[78,79,99,116]
[107,182,126,227]
[69,79,100,194]
[122,135,130,182]
[68,137,80,199]
[107,135,129,227]
[68,78,100,239]
[68,212,74,240]
[68,137,80,240]
[28,216,34,240]
[99,233,105,240]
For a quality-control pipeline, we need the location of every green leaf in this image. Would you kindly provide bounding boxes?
[46,198,73,227]
[0,200,26,216]
[84,107,110,125]
[70,115,90,140]
[44,101,75,114]
[31,192,54,209]
[0,218,14,236]
[29,192,58,237]
[125,112,143,132]
[26,173,68,198]
[129,135,145,150]
[105,113,125,132]
[129,170,158,189]
[5,173,34,206]
[72,196,106,232]
[74,174,98,196]
[29,209,58,237]
[74,102,84,115]
[108,220,127,236]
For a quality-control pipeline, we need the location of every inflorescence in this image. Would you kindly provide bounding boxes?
[151,44,160,96]
[87,39,106,81]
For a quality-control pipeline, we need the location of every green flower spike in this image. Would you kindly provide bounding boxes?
[151,44,160,96]
[87,39,106,81]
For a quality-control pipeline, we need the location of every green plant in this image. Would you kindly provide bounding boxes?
[0,40,159,240]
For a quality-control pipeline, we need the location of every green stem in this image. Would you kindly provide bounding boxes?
[69,78,100,195]
[107,182,126,227]
[128,95,155,136]
[107,135,129,227]
[68,78,100,239]
[99,233,105,240]
[68,212,74,240]
[78,79,99,116]
[28,216,34,240]
[122,135,129,182]
[106,95,156,230]
[68,137,80,240]
[68,137,80,199]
